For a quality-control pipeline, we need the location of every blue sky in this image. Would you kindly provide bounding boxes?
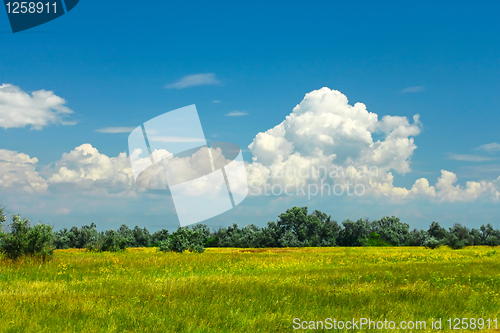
[1,1,499,232]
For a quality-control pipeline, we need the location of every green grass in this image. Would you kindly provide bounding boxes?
[0,246,499,332]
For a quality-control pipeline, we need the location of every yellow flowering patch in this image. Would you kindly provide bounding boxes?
[0,246,498,332]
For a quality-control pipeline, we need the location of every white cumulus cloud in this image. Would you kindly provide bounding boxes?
[246,87,500,203]
[0,84,75,130]
[435,170,497,203]
[0,149,47,193]
[248,87,420,181]
[46,144,136,196]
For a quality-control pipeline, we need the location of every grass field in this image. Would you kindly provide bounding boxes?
[0,246,499,332]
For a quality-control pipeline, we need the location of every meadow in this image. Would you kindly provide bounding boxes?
[0,246,499,332]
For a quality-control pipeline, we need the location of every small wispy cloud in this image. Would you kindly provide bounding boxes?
[447,153,497,162]
[212,100,222,103]
[165,73,221,89]
[95,127,135,133]
[475,142,500,153]
[225,111,248,117]
[459,164,500,178]
[401,86,426,93]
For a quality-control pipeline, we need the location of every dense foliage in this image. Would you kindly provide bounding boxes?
[1,205,499,255]
[51,206,500,251]
[158,226,206,253]
[0,212,55,260]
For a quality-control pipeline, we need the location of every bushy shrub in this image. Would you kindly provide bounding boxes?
[278,230,302,247]
[445,234,465,250]
[133,226,152,247]
[97,229,129,252]
[239,224,265,248]
[371,216,410,246]
[53,223,154,251]
[485,235,500,247]
[0,215,55,260]
[408,229,430,246]
[158,226,205,253]
[26,223,55,258]
[0,206,5,239]
[448,224,473,247]
[117,225,135,247]
[338,219,370,246]
[428,222,448,241]
[53,223,100,249]
[424,237,441,249]
[152,229,170,246]
[479,224,500,246]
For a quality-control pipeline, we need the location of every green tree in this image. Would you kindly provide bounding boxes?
[338,219,370,246]
[159,226,205,253]
[428,222,448,241]
[273,207,340,247]
[423,237,441,249]
[445,234,465,250]
[448,224,473,247]
[480,224,500,246]
[371,216,411,246]
[408,228,430,246]
[133,226,152,247]
[0,206,5,239]
[1,215,31,259]
[0,215,54,260]
[117,224,134,247]
[239,224,263,248]
[151,229,170,246]
[98,229,128,252]
[80,223,101,250]
[26,223,55,258]
[259,221,281,247]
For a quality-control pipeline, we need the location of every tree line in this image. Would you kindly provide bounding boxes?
[1,205,499,258]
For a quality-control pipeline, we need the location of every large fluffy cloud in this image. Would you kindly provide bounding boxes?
[0,84,75,130]
[434,170,498,203]
[249,88,420,173]
[0,149,47,193]
[45,144,136,196]
[247,88,420,192]
[3,143,246,199]
[247,87,499,203]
